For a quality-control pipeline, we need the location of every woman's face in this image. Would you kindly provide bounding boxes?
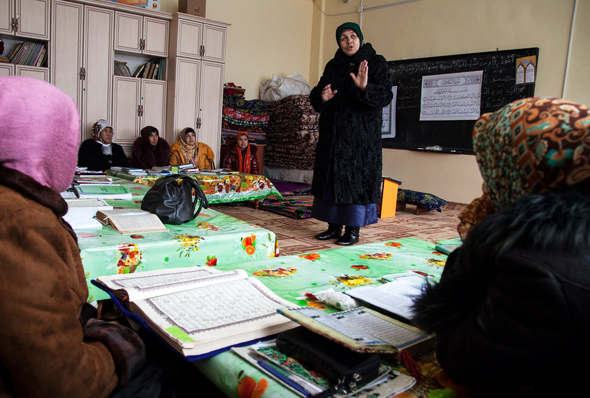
[339,29,360,56]
[185,132,196,146]
[237,135,249,150]
[100,127,114,144]
[149,132,159,146]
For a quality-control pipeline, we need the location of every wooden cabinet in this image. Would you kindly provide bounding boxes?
[112,76,167,147]
[171,16,225,63]
[167,13,228,164]
[0,0,49,40]
[0,63,48,81]
[51,1,114,141]
[114,12,168,57]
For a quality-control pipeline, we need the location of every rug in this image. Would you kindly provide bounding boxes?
[258,197,312,219]
[271,181,312,196]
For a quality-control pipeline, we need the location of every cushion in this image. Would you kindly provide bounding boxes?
[397,189,448,212]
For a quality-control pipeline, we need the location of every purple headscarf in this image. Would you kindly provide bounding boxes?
[0,76,80,192]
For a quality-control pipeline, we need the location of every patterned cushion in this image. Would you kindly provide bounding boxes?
[397,189,448,212]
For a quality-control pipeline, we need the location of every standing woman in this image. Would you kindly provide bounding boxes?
[78,119,130,171]
[310,22,393,245]
[169,127,215,170]
[131,126,170,169]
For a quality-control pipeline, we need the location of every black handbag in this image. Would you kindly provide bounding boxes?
[141,174,208,225]
[276,326,381,397]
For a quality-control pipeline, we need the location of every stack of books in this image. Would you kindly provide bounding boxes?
[132,58,165,80]
[114,60,132,77]
[6,42,47,66]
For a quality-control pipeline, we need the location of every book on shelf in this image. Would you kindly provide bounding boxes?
[95,209,169,234]
[63,198,113,230]
[92,266,297,359]
[74,184,132,200]
[277,306,435,364]
[7,43,22,62]
[0,56,9,63]
[35,47,47,67]
[345,272,434,324]
[133,63,145,77]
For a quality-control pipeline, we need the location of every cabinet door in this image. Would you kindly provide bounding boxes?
[16,64,48,81]
[141,79,167,137]
[51,1,84,122]
[175,19,202,59]
[199,61,224,162]
[202,24,226,63]
[0,64,13,77]
[114,12,142,54]
[172,58,201,142]
[83,6,114,141]
[18,0,49,39]
[112,76,141,146]
[143,17,168,57]
[0,0,13,34]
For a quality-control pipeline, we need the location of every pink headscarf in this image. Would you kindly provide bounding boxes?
[0,76,80,192]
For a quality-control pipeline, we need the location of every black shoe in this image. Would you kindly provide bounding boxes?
[336,227,360,245]
[315,223,343,240]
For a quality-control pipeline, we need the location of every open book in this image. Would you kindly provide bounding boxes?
[93,266,297,360]
[278,307,435,363]
[95,209,169,234]
[346,272,433,323]
[64,198,113,229]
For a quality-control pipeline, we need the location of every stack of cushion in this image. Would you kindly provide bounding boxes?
[265,95,319,170]
[222,83,269,144]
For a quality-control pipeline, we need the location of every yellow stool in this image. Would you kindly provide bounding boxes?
[378,176,402,218]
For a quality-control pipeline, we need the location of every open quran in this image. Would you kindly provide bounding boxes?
[93,266,296,360]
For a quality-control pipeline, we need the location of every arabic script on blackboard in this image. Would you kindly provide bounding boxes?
[420,70,483,121]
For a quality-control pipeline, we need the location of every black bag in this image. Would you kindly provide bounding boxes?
[276,326,380,397]
[141,174,208,225]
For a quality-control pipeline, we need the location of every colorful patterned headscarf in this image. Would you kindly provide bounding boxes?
[236,131,251,174]
[458,97,590,238]
[179,127,198,165]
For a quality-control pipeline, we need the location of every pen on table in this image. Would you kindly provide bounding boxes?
[257,360,311,397]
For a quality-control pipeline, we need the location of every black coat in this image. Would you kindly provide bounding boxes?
[78,139,130,171]
[131,136,170,169]
[412,189,590,395]
[310,43,393,205]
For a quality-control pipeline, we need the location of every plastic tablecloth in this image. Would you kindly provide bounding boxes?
[190,237,451,398]
[78,204,279,302]
[106,171,282,204]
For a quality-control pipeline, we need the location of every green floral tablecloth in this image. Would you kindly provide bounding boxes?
[191,237,451,398]
[79,206,278,302]
[106,171,282,204]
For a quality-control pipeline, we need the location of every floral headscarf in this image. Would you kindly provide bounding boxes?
[179,127,198,165]
[458,97,590,238]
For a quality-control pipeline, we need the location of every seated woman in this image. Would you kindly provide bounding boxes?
[412,98,590,396]
[131,125,170,169]
[78,119,130,171]
[222,131,260,174]
[0,76,146,397]
[169,127,214,170]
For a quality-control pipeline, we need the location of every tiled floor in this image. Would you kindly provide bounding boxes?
[210,197,466,256]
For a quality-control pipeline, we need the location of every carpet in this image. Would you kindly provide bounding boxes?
[271,181,312,196]
[258,197,312,219]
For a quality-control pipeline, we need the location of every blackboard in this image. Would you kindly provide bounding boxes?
[383,48,539,154]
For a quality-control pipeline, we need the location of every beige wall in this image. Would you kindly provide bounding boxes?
[161,0,589,204]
